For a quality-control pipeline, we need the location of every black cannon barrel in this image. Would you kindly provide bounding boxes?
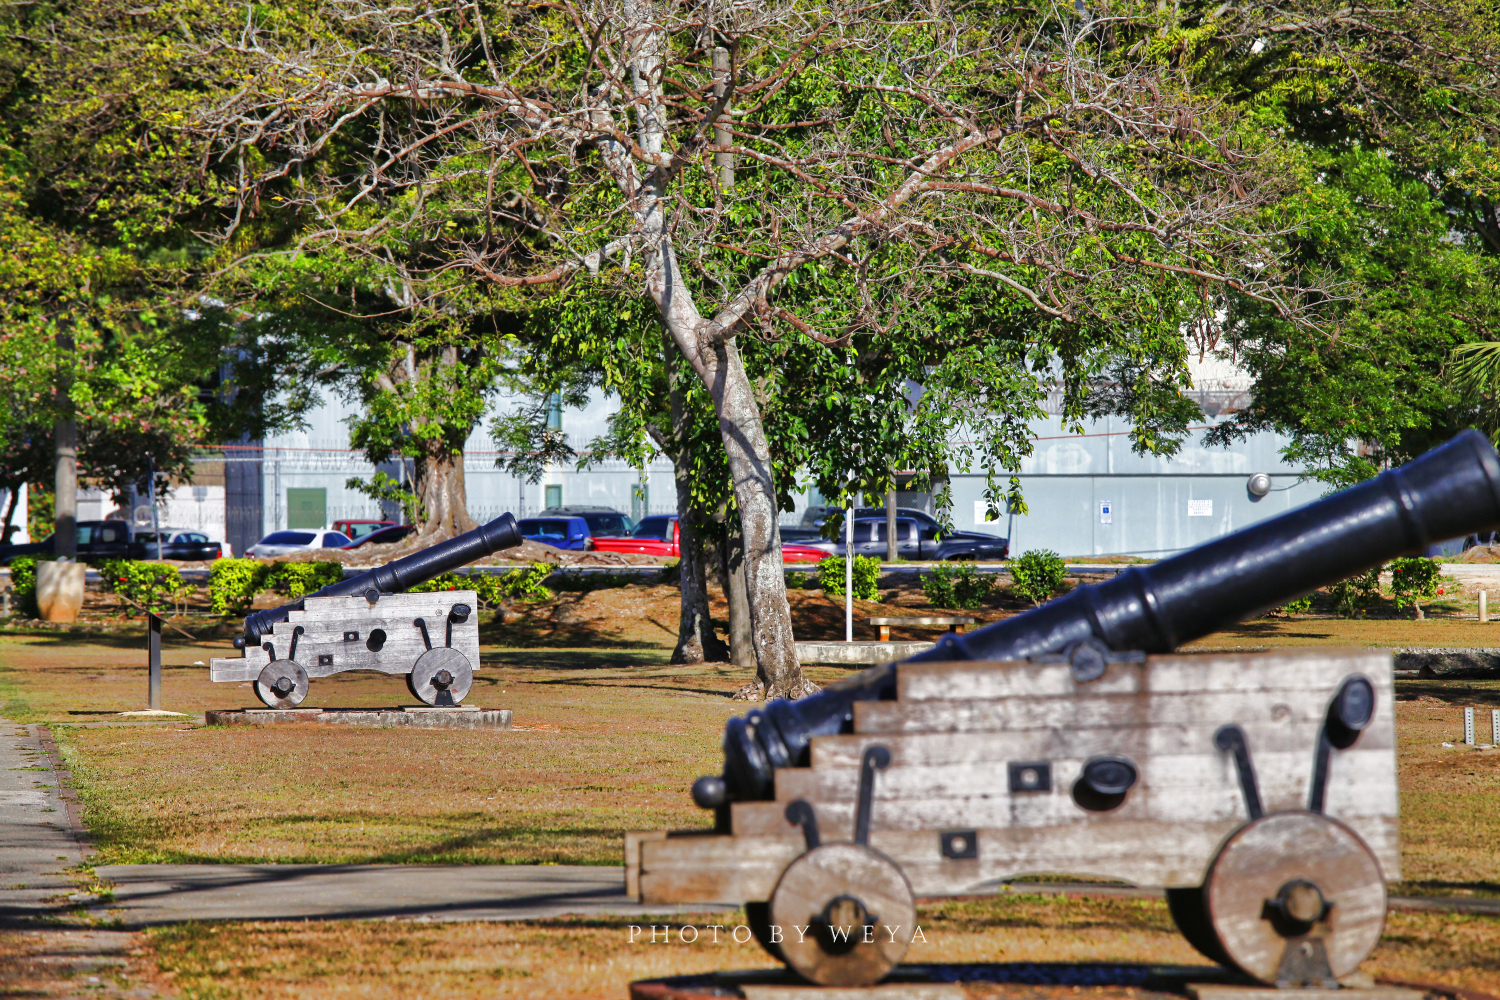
[237,513,523,646]
[696,429,1500,809]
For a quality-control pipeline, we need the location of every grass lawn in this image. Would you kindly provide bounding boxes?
[1,583,1499,884]
[2,581,1500,998]
[101,896,1500,999]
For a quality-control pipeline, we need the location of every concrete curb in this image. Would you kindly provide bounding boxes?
[205,707,514,729]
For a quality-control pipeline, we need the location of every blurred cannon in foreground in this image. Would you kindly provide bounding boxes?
[208,513,522,708]
[627,430,1500,988]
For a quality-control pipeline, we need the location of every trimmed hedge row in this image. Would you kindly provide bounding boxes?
[206,559,555,615]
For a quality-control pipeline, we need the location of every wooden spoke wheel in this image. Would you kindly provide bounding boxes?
[254,660,309,709]
[1201,811,1386,985]
[408,647,472,706]
[768,843,916,987]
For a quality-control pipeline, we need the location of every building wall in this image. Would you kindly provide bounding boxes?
[0,484,27,544]
[235,387,679,541]
[946,413,1322,558]
[174,383,1346,560]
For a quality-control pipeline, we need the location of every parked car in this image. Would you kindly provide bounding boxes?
[788,505,1008,557]
[544,506,634,538]
[591,514,680,556]
[801,516,1009,561]
[134,529,224,561]
[245,529,354,558]
[332,519,395,541]
[0,520,137,565]
[345,524,417,548]
[781,542,831,564]
[516,516,593,551]
[589,514,831,562]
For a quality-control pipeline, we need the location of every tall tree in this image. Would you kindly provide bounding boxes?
[1164,1,1500,484]
[0,1,276,529]
[197,1,1309,696]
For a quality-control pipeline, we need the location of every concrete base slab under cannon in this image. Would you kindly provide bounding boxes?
[631,968,1439,1000]
[205,706,513,729]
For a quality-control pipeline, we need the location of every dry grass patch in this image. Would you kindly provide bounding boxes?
[1391,686,1500,897]
[139,895,1500,1000]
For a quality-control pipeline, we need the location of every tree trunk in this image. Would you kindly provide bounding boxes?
[886,488,898,563]
[54,327,77,559]
[666,369,729,664]
[0,481,22,545]
[412,445,476,541]
[725,520,755,667]
[708,337,811,699]
[621,16,807,699]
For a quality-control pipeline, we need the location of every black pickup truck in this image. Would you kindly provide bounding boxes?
[0,521,222,565]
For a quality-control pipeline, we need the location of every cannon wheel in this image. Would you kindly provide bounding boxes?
[1200,811,1386,985]
[254,660,309,709]
[408,647,473,706]
[767,842,915,986]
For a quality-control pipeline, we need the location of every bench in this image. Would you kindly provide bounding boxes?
[864,615,978,642]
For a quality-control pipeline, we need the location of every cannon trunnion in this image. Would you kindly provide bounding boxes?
[630,650,1397,988]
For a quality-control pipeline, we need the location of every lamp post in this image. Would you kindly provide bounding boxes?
[845,497,854,643]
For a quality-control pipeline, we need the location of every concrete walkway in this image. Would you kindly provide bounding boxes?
[0,720,87,927]
[89,863,729,926]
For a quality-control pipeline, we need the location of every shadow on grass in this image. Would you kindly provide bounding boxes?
[91,823,651,867]
[479,648,675,670]
[648,963,1234,994]
[0,626,237,650]
[1396,680,1500,703]
[1392,880,1500,899]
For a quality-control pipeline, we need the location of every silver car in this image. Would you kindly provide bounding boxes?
[245,529,353,558]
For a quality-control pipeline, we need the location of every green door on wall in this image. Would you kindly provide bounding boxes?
[287,488,327,529]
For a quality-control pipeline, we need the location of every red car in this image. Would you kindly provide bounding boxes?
[590,514,828,563]
[332,519,395,541]
[591,515,681,556]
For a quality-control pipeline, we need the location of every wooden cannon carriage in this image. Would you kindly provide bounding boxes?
[206,514,521,708]
[208,590,483,708]
[630,431,1500,989]
[628,648,1396,988]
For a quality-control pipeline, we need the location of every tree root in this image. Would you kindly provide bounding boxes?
[730,677,822,702]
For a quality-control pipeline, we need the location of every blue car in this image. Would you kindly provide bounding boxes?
[516,515,592,550]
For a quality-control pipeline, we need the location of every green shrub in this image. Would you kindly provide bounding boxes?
[98,559,193,616]
[1328,565,1384,618]
[1269,596,1314,617]
[414,564,553,605]
[498,563,554,601]
[818,555,880,601]
[262,560,345,599]
[922,563,993,610]
[413,571,503,609]
[8,556,42,617]
[1389,556,1443,619]
[209,558,264,615]
[1009,549,1068,606]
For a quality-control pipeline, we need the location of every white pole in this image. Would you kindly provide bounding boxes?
[1492,708,1499,746]
[845,499,854,643]
[1481,590,1488,623]
[1464,706,1475,745]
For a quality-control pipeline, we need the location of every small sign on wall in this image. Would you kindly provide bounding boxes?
[973,501,1002,524]
[1188,498,1213,517]
[1099,500,1112,525]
